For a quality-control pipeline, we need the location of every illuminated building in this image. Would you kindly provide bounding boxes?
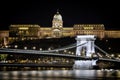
[9,24,40,43]
[0,31,9,46]
[105,30,120,38]
[0,11,120,45]
[73,24,105,39]
[9,11,74,41]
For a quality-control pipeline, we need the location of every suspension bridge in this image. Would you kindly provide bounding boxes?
[0,35,120,69]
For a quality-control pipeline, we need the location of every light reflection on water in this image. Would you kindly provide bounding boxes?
[0,70,120,80]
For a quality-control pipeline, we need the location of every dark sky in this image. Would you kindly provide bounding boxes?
[0,1,118,30]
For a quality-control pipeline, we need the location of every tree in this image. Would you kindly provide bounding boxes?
[0,54,8,61]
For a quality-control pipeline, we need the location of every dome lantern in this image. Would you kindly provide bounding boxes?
[53,11,62,21]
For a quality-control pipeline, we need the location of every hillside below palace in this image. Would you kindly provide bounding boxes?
[0,11,120,46]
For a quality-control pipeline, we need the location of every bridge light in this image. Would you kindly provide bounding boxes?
[5,45,8,48]
[71,52,74,55]
[111,54,114,57]
[14,45,18,48]
[64,50,67,53]
[39,48,42,51]
[48,48,51,51]
[24,46,27,50]
[106,54,110,58]
[22,38,24,41]
[32,46,36,50]
[118,55,120,58]
[68,51,71,54]
[66,60,69,63]
[56,50,58,52]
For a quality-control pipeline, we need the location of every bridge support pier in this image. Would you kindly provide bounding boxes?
[73,35,97,69]
[73,60,97,69]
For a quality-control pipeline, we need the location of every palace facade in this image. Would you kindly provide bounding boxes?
[0,11,120,46]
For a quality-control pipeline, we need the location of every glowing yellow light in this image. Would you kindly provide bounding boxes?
[19,27,28,30]
[84,27,94,30]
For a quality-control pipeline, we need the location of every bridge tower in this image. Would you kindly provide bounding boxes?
[76,35,96,57]
[73,35,97,69]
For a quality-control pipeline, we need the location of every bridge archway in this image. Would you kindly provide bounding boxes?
[74,35,97,69]
[76,35,96,57]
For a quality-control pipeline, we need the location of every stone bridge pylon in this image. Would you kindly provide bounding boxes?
[73,35,97,69]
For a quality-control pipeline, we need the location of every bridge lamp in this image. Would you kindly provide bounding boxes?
[71,52,74,55]
[64,50,67,53]
[14,45,18,48]
[111,54,114,57]
[118,54,120,58]
[39,48,42,51]
[56,50,58,52]
[5,45,8,48]
[32,46,36,50]
[48,48,51,51]
[68,51,71,54]
[24,46,27,50]
[106,55,110,58]
[66,60,69,63]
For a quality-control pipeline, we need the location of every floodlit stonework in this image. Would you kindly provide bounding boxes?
[0,11,120,46]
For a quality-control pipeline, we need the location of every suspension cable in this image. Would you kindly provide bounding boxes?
[37,42,87,53]
[95,44,110,57]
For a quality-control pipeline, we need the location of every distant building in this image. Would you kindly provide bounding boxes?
[0,31,9,46]
[9,24,40,42]
[73,24,105,39]
[0,11,120,45]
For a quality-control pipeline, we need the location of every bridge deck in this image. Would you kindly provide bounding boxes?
[0,48,120,63]
[0,63,73,68]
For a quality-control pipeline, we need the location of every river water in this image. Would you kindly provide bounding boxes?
[0,70,120,80]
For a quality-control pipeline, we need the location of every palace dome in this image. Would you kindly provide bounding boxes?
[53,11,62,21]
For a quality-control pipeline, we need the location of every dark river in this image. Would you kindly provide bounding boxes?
[0,70,120,80]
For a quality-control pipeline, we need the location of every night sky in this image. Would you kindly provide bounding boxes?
[0,1,118,30]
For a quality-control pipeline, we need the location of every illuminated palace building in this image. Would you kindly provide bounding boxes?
[0,11,120,46]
